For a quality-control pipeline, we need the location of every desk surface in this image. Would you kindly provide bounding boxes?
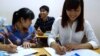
[34,47,100,56]
[34,48,50,56]
[36,34,48,38]
[94,48,100,53]
[36,34,59,38]
[36,32,49,38]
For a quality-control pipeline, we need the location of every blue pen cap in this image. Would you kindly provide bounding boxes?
[71,53,80,56]
[74,53,80,56]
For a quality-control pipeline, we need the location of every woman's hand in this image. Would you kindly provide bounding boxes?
[51,42,66,55]
[64,44,79,51]
[6,44,17,53]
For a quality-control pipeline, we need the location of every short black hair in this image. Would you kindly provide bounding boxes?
[40,5,49,12]
[12,8,34,25]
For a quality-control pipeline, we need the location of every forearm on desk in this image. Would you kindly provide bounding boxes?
[77,43,93,49]
[0,43,9,51]
[50,42,59,48]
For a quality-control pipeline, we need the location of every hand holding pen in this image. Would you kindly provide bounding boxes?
[6,37,17,53]
[51,42,66,55]
[0,32,17,53]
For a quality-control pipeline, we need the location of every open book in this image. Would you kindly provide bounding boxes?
[44,47,100,56]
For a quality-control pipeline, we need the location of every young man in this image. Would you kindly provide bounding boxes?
[34,5,55,47]
[34,5,55,36]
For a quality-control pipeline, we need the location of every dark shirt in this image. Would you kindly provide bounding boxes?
[34,16,55,33]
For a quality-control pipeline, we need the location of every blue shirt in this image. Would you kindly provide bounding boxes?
[0,25,37,45]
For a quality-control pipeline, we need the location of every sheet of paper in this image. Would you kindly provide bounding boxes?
[0,46,37,56]
[44,31,50,36]
[10,46,37,56]
[44,47,100,56]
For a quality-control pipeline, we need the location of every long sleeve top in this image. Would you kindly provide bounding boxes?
[0,25,37,45]
[48,17,99,49]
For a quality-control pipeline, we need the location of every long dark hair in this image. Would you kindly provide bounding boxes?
[61,0,84,32]
[12,8,34,25]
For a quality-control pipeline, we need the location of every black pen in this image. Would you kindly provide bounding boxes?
[57,38,66,53]
[56,38,62,46]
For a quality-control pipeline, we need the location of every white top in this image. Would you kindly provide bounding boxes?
[48,17,99,49]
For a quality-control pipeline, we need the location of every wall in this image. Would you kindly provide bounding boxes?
[84,0,100,43]
[0,0,64,25]
[0,0,100,44]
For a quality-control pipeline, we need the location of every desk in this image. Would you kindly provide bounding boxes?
[94,48,100,53]
[36,32,50,38]
[34,48,51,56]
[34,48,100,56]
[36,34,48,38]
[36,33,49,47]
[36,34,59,38]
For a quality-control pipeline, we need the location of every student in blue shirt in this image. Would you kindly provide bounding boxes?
[0,8,37,52]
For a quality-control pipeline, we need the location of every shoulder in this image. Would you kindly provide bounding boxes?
[48,16,55,20]
[0,25,13,32]
[6,25,13,32]
[36,18,41,22]
[37,18,40,20]
[83,20,93,31]
[35,18,41,24]
[55,17,62,23]
[84,20,91,27]
[53,17,62,25]
[28,26,35,33]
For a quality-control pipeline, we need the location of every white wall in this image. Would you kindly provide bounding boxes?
[0,0,100,43]
[84,0,100,42]
[0,0,64,25]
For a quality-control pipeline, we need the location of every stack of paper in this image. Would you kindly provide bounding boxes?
[44,47,100,56]
[9,46,37,56]
[0,46,37,56]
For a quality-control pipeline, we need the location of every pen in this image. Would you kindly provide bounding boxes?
[71,53,80,56]
[74,53,80,56]
[8,38,13,45]
[56,38,62,46]
[56,38,67,54]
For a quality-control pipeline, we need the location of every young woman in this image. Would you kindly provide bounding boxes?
[0,8,37,52]
[48,0,99,55]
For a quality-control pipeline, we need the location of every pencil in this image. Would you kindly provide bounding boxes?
[8,38,13,45]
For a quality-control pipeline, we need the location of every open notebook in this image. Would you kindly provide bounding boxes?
[44,47,100,56]
[0,46,37,56]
